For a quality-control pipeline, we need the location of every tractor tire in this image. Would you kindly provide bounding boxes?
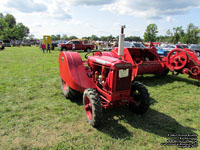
[129,81,150,114]
[60,78,81,99]
[83,88,102,127]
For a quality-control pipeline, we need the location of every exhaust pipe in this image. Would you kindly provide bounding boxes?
[118,25,126,59]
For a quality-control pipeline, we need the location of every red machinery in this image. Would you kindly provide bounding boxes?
[59,26,150,127]
[97,46,200,81]
[163,48,200,80]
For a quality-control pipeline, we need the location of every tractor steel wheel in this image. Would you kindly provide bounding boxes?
[60,78,81,99]
[166,49,187,71]
[129,81,150,114]
[83,88,102,127]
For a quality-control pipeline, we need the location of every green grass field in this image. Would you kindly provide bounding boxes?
[0,46,199,150]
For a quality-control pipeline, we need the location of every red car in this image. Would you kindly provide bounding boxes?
[58,40,95,52]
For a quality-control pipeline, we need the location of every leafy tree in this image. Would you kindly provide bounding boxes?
[61,34,68,40]
[56,34,61,40]
[144,24,158,42]
[0,12,29,40]
[12,23,29,40]
[99,36,107,41]
[106,35,113,41]
[4,14,16,28]
[51,34,61,41]
[89,35,99,41]
[51,35,57,41]
[68,35,78,40]
[183,23,199,44]
[125,36,142,42]
[82,36,90,40]
[0,13,3,18]
[172,26,184,44]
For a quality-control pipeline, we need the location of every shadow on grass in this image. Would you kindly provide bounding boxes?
[65,94,83,106]
[97,106,196,139]
[136,74,199,86]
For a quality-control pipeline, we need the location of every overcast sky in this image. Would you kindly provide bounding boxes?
[0,0,200,38]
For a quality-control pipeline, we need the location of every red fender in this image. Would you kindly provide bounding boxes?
[59,52,95,92]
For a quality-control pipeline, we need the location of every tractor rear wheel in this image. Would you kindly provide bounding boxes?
[60,78,81,99]
[83,88,102,127]
[129,81,150,114]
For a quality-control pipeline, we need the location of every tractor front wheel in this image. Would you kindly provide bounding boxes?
[60,78,81,99]
[129,81,150,114]
[83,88,102,127]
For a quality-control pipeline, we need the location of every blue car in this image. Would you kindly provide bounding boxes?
[156,47,170,56]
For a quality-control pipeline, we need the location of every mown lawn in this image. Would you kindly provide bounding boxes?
[0,46,199,150]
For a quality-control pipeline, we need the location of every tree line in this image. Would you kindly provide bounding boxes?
[50,34,143,42]
[0,13,29,41]
[144,23,200,44]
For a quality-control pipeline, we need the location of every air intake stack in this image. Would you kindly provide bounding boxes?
[118,25,126,59]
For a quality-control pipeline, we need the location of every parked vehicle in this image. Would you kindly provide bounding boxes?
[156,47,170,56]
[189,44,200,60]
[189,45,200,55]
[12,40,21,46]
[0,41,5,50]
[124,41,145,48]
[132,42,146,48]
[176,44,189,49]
[58,40,95,52]
[2,40,11,47]
[21,40,31,46]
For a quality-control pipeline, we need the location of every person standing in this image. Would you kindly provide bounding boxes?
[47,43,50,53]
[41,43,46,54]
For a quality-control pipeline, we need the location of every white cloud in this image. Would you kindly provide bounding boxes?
[47,0,72,20]
[6,0,47,13]
[166,16,175,23]
[68,0,114,6]
[101,0,200,19]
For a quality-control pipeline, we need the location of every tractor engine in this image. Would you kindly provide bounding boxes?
[87,55,132,106]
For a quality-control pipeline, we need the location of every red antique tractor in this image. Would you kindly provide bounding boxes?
[59,26,150,127]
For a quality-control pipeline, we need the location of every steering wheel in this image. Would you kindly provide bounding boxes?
[85,50,102,59]
[166,48,187,71]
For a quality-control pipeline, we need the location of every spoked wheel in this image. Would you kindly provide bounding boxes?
[129,81,150,114]
[60,78,81,99]
[83,88,102,127]
[166,49,187,71]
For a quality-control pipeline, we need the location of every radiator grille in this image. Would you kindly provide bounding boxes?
[115,70,131,91]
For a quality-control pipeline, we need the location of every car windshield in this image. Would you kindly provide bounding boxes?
[66,41,72,44]
[163,45,175,48]
[183,45,188,48]
[124,41,133,48]
[191,45,200,49]
[133,43,145,48]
